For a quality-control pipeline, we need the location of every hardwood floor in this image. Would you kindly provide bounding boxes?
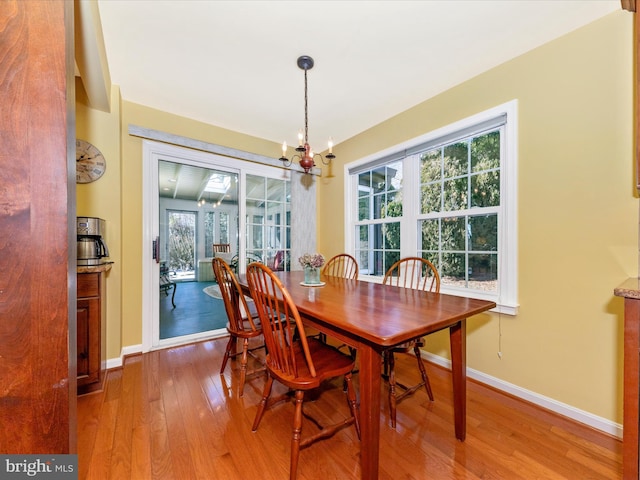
[78,337,621,479]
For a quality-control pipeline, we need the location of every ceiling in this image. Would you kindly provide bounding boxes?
[94,1,620,200]
[96,0,620,150]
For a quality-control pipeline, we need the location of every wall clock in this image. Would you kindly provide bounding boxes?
[76,139,106,184]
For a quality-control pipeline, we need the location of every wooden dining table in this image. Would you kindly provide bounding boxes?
[237,270,496,480]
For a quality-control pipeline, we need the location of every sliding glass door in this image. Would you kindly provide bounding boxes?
[144,141,293,352]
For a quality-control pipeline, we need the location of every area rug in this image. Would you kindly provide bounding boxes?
[203,284,253,318]
[203,285,222,299]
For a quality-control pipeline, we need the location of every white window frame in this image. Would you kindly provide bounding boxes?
[345,100,518,315]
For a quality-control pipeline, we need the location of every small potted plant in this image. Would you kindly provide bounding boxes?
[299,253,325,285]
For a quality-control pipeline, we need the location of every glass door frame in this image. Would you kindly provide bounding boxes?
[142,140,292,352]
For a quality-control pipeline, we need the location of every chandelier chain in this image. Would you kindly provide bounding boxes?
[304,69,309,145]
[279,55,334,174]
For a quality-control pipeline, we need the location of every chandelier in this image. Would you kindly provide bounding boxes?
[279,55,335,174]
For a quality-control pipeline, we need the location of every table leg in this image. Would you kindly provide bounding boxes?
[357,345,381,480]
[449,319,467,441]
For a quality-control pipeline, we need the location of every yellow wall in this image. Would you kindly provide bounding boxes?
[318,11,636,422]
[76,84,122,361]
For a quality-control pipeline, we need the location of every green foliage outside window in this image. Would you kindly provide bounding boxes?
[419,130,500,288]
[169,211,195,272]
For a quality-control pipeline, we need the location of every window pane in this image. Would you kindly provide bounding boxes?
[443,177,468,211]
[420,183,441,214]
[372,224,384,249]
[471,171,500,208]
[358,250,370,273]
[469,215,497,251]
[267,177,285,201]
[204,212,214,257]
[441,252,466,286]
[441,216,466,251]
[420,149,441,183]
[386,161,403,190]
[469,253,497,292]
[381,221,400,249]
[358,197,370,221]
[246,175,264,200]
[373,193,385,219]
[358,172,371,196]
[219,212,228,244]
[471,131,500,172]
[246,174,290,272]
[384,191,402,217]
[420,219,439,251]
[443,141,468,178]
[372,250,385,276]
[422,252,439,270]
[168,211,196,274]
[384,251,400,274]
[372,167,386,193]
[357,225,369,250]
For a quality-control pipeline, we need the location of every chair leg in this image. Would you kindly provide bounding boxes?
[388,351,398,428]
[413,343,434,401]
[344,373,360,439]
[290,390,304,480]
[219,335,235,375]
[252,375,274,432]
[238,338,250,397]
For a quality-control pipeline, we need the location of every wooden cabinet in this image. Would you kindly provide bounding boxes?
[614,279,640,479]
[77,271,107,394]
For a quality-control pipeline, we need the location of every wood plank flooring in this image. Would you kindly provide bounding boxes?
[77,337,622,479]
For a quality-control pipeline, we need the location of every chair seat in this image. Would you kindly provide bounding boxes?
[267,338,356,390]
[226,315,262,339]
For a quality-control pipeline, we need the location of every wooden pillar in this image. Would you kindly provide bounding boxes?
[0,0,76,453]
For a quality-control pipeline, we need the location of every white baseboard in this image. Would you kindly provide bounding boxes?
[106,343,143,370]
[423,352,622,439]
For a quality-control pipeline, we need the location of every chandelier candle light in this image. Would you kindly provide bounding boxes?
[280,56,335,174]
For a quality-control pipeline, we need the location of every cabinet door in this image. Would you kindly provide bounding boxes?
[77,297,100,386]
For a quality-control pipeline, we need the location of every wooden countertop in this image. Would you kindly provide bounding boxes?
[77,263,113,274]
[614,278,640,299]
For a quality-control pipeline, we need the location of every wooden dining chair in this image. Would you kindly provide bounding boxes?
[212,257,265,397]
[246,262,360,480]
[213,243,231,253]
[383,256,440,428]
[319,253,359,346]
[322,253,359,279]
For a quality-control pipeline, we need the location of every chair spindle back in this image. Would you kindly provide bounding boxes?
[322,253,359,280]
[212,257,258,332]
[246,262,316,378]
[383,257,440,293]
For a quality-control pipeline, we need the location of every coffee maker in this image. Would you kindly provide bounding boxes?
[77,217,110,266]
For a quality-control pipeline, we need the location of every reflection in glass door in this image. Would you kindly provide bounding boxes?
[245,174,291,271]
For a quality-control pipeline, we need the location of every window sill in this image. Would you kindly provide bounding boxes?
[358,275,519,316]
